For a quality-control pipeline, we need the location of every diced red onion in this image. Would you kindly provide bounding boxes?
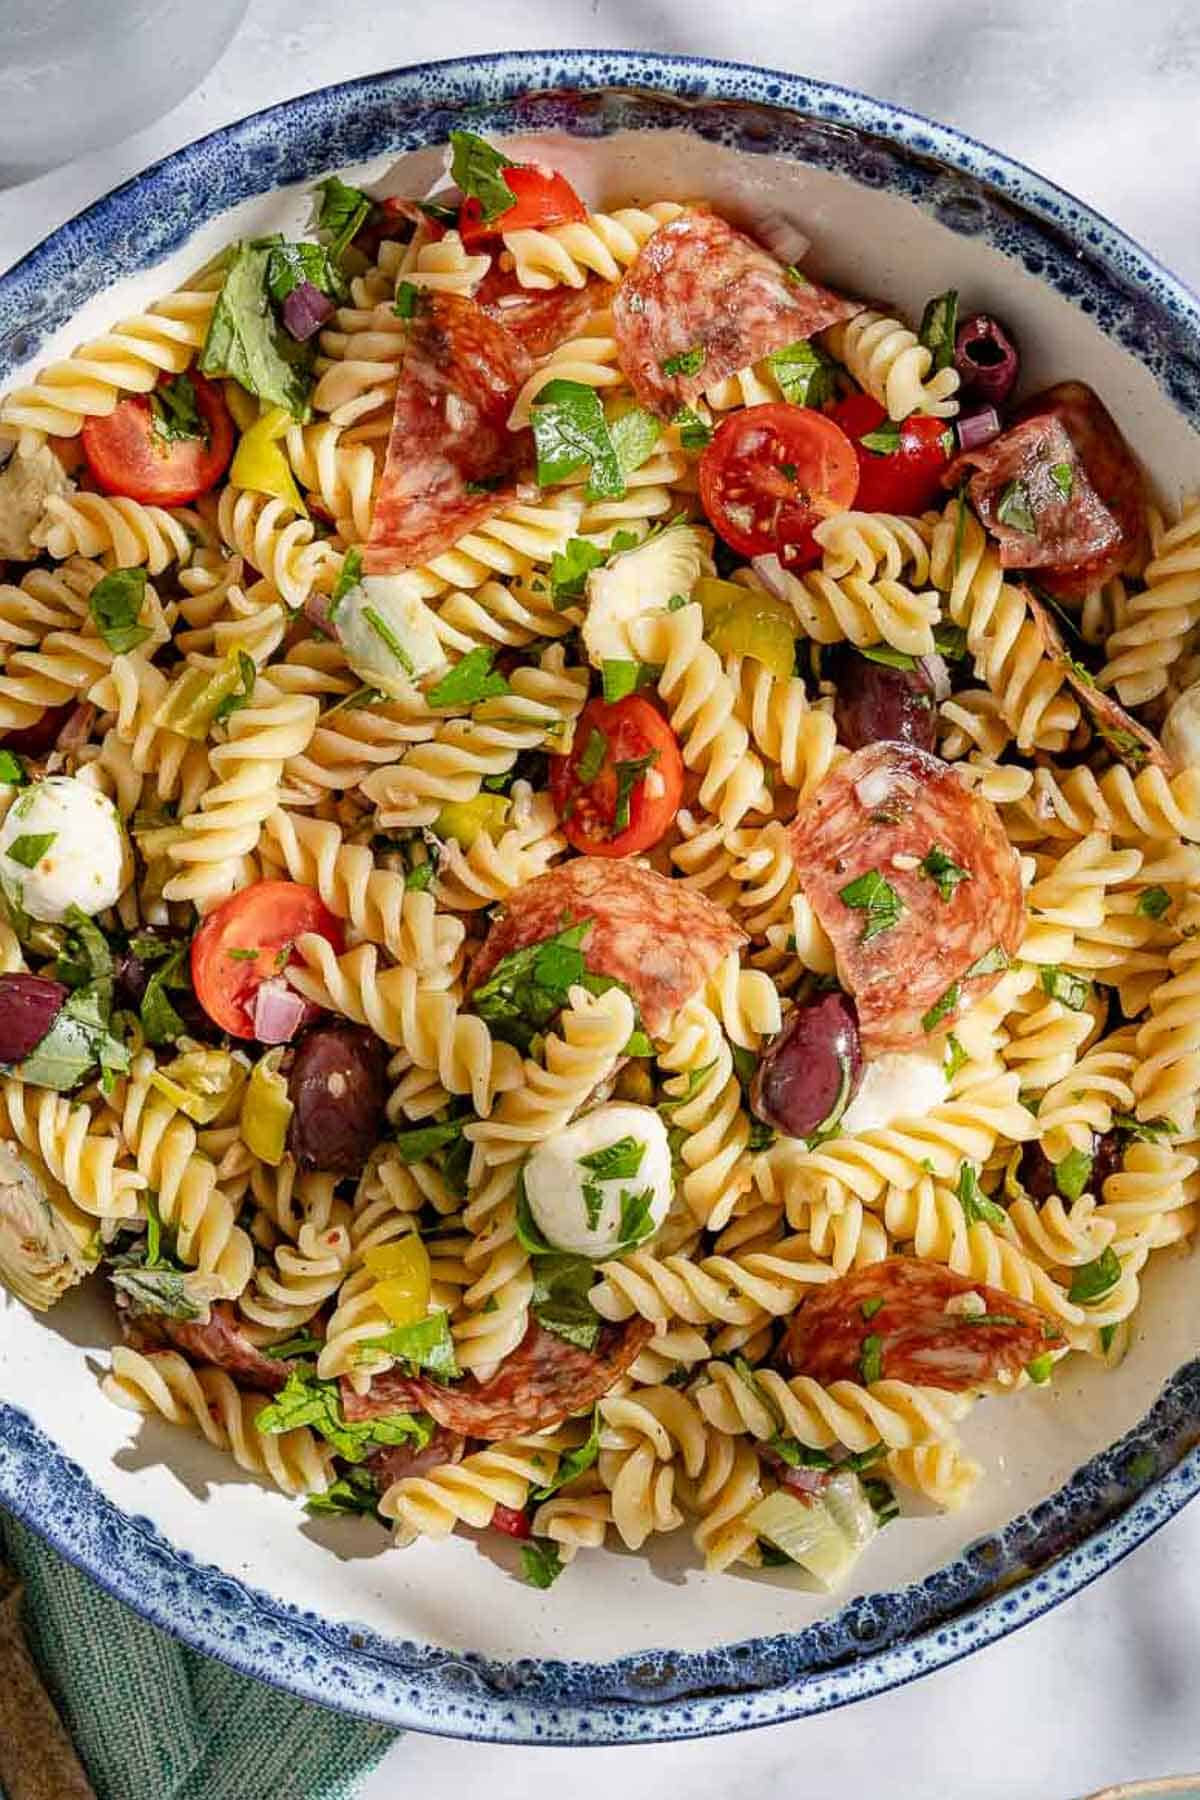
[281,282,334,344]
[305,589,333,635]
[750,210,811,268]
[779,1464,830,1498]
[955,406,1002,453]
[750,553,793,603]
[917,651,952,702]
[0,973,66,1064]
[252,977,310,1045]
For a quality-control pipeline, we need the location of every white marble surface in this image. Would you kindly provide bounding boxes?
[2,2,1199,1794]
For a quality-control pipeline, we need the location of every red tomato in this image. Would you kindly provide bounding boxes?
[81,371,234,506]
[550,696,684,858]
[830,393,953,515]
[459,164,587,246]
[490,1504,532,1540]
[190,881,344,1040]
[698,403,859,569]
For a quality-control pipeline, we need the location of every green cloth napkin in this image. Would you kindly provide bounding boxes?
[0,1510,397,1800]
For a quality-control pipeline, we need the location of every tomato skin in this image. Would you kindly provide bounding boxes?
[490,1503,532,1540]
[81,371,234,506]
[190,881,344,1040]
[459,164,587,246]
[550,696,684,858]
[830,394,952,516]
[698,402,859,569]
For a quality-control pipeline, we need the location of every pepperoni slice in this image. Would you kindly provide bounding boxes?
[946,382,1145,599]
[784,1256,1058,1391]
[476,263,614,359]
[463,856,746,1037]
[612,209,860,418]
[366,1426,465,1490]
[788,743,1025,1056]
[341,1318,653,1440]
[1022,586,1170,773]
[365,292,533,575]
[131,1303,292,1394]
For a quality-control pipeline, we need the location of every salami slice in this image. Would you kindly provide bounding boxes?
[788,743,1025,1055]
[477,263,614,359]
[366,1425,465,1490]
[133,1303,293,1394]
[946,382,1145,598]
[784,1256,1058,1391]
[464,855,746,1037]
[342,1317,653,1440]
[364,292,533,576]
[612,209,860,417]
[1022,586,1170,772]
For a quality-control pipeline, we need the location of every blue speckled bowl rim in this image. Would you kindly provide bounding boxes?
[2,48,1200,1744]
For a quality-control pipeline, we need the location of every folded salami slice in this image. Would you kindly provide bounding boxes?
[133,1302,292,1394]
[788,742,1025,1055]
[476,263,614,359]
[946,381,1145,598]
[1022,586,1170,772]
[612,209,860,417]
[364,292,533,575]
[784,1256,1058,1391]
[365,1425,465,1490]
[465,855,746,1037]
[342,1317,652,1440]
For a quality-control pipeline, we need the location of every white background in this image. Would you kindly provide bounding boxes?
[3,3,1199,1795]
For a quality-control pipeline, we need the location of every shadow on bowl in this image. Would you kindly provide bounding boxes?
[1083,1780,1200,1799]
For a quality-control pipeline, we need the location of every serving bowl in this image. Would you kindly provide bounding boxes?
[1,50,1199,1744]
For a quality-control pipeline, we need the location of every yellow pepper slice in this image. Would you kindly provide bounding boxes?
[239,1050,293,1167]
[230,405,307,515]
[694,575,797,678]
[153,644,254,740]
[433,793,510,849]
[365,1234,431,1326]
[149,1049,248,1124]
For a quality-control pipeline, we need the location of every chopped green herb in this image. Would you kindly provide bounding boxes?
[601,659,641,704]
[5,832,55,869]
[617,1186,656,1250]
[138,942,189,1047]
[673,406,712,451]
[304,1468,381,1518]
[922,981,960,1034]
[363,1310,460,1381]
[861,1296,884,1321]
[860,420,902,456]
[918,844,970,902]
[917,289,958,372]
[426,647,510,708]
[660,346,706,378]
[149,373,207,446]
[266,239,344,306]
[1137,886,1171,920]
[391,1118,466,1164]
[258,1369,432,1461]
[1048,462,1074,501]
[1068,1246,1122,1305]
[862,1475,899,1526]
[858,644,919,671]
[768,1434,832,1470]
[530,378,623,497]
[933,622,969,661]
[448,129,516,223]
[263,1331,323,1361]
[531,1410,601,1501]
[956,1160,1008,1229]
[0,750,26,787]
[767,339,836,408]
[211,650,256,725]
[89,566,152,655]
[613,750,659,830]
[405,860,435,892]
[576,727,608,786]
[362,606,416,675]
[859,1334,884,1385]
[964,945,1009,979]
[578,1136,646,1182]
[1040,966,1090,1011]
[549,536,607,607]
[608,407,662,485]
[1112,1112,1178,1143]
[315,175,373,262]
[1125,1449,1156,1486]
[996,479,1036,535]
[1098,1322,1118,1355]
[530,1252,602,1350]
[199,239,314,420]
[838,868,905,942]
[1054,1147,1094,1202]
[943,1034,968,1082]
[394,280,422,319]
[328,546,363,618]
[520,1539,564,1589]
[225,947,259,963]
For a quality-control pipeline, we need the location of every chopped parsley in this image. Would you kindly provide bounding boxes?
[5,832,56,869]
[448,129,516,223]
[1040,966,1090,1011]
[660,346,706,379]
[1137,886,1171,920]
[1054,1148,1094,1202]
[1068,1247,1122,1306]
[838,868,905,942]
[673,405,712,451]
[918,845,969,902]
[917,288,958,372]
[601,659,641,703]
[996,479,1036,535]
[520,1540,564,1588]
[860,420,902,456]
[89,566,153,655]
[575,727,608,786]
[921,981,960,1034]
[955,1160,1007,1229]
[613,750,659,830]
[393,280,422,319]
[426,647,510,708]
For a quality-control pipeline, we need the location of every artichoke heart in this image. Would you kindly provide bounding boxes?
[582,523,714,669]
[0,1140,96,1312]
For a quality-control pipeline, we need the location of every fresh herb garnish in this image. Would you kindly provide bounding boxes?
[404,860,436,892]
[328,546,363,618]
[266,238,344,306]
[199,239,314,420]
[549,536,607,607]
[576,727,608,786]
[578,1136,646,1182]
[362,1310,460,1382]
[964,945,1008,979]
[1068,1247,1122,1305]
[448,129,516,223]
[89,566,152,655]
[918,844,969,902]
[943,1034,968,1082]
[257,1369,433,1460]
[673,405,713,451]
[530,1252,602,1350]
[149,373,207,446]
[609,406,662,481]
[862,1475,899,1526]
[1048,462,1074,501]
[1040,966,1090,1011]
[917,289,958,372]
[996,479,1036,535]
[1112,1112,1178,1143]
[767,339,836,408]
[860,420,902,456]
[613,750,659,831]
[471,917,615,1055]
[859,1334,884,1384]
[520,1540,564,1589]
[0,750,26,787]
[1026,1353,1054,1385]
[838,869,905,942]
[531,1410,601,1501]
[922,981,960,1034]
[660,346,706,378]
[304,1467,381,1518]
[426,647,510,709]
[391,1118,467,1164]
[5,832,56,870]
[362,606,416,675]
[1137,886,1171,920]
[601,659,641,704]
[1054,1147,1094,1202]
[315,175,373,262]
[861,1296,885,1321]
[956,1160,1007,1228]
[530,378,623,498]
[211,650,256,724]
[393,280,422,319]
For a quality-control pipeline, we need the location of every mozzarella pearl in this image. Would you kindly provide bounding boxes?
[523,1102,673,1258]
[839,1049,948,1137]
[0,776,130,922]
[1162,682,1200,771]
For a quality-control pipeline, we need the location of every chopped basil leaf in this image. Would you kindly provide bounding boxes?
[139,943,189,1047]
[922,981,960,1033]
[613,750,659,831]
[579,1135,646,1182]
[943,1034,967,1081]
[266,239,344,306]
[917,289,958,372]
[660,346,706,378]
[783,265,809,287]
[0,750,26,787]
[426,647,510,708]
[315,175,373,262]
[1040,966,1090,1011]
[363,606,416,676]
[1099,725,1149,771]
[768,1434,833,1470]
[520,1540,564,1589]
[364,1310,460,1381]
[1048,462,1074,501]
[304,1468,381,1518]
[1026,1353,1054,1385]
[258,1368,433,1460]
[199,239,314,420]
[673,406,712,451]
[89,566,152,655]
[1054,1147,1094,1202]
[962,1314,1021,1328]
[1098,1323,1118,1355]
[838,868,905,942]
[549,536,607,607]
[861,1296,884,1321]
[918,844,969,902]
[5,832,55,869]
[956,1160,1007,1228]
[1137,886,1171,920]
[964,944,1008,979]
[149,373,207,446]
[766,339,836,408]
[448,129,516,223]
[617,1186,656,1250]
[1068,1246,1122,1305]
[328,546,363,618]
[996,479,1036,535]
[471,917,598,1055]
[417,199,458,225]
[391,1118,466,1164]
[581,1175,604,1231]
[225,947,258,962]
[531,1409,601,1501]
[576,726,608,786]
[530,379,623,498]
[264,1330,323,1361]
[859,1333,883,1384]
[393,280,422,319]
[1112,1112,1178,1143]
[404,860,435,892]
[858,644,919,671]
[601,659,641,704]
[860,420,902,456]
[108,1264,209,1321]
[608,407,662,486]
[530,1252,602,1350]
[933,622,969,661]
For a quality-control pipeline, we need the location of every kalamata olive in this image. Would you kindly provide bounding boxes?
[0,973,66,1064]
[827,644,937,753]
[287,1023,387,1175]
[1018,1128,1123,1203]
[751,992,863,1141]
[954,313,1020,408]
[0,702,74,757]
[115,931,219,1043]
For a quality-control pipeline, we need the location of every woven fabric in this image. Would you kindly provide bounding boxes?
[0,1511,397,1800]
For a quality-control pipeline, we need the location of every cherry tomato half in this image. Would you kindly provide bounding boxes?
[81,371,234,507]
[829,393,953,516]
[190,881,344,1040]
[459,163,587,247]
[550,695,684,858]
[490,1503,532,1540]
[698,402,859,569]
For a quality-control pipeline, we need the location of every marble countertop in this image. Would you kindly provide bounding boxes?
[2,3,1197,1794]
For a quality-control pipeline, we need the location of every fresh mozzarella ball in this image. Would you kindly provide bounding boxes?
[0,776,130,922]
[523,1102,673,1258]
[1162,682,1200,770]
[333,571,445,698]
[839,1049,947,1136]
[582,524,713,669]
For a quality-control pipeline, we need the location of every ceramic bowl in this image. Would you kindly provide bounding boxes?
[1,50,1199,1745]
